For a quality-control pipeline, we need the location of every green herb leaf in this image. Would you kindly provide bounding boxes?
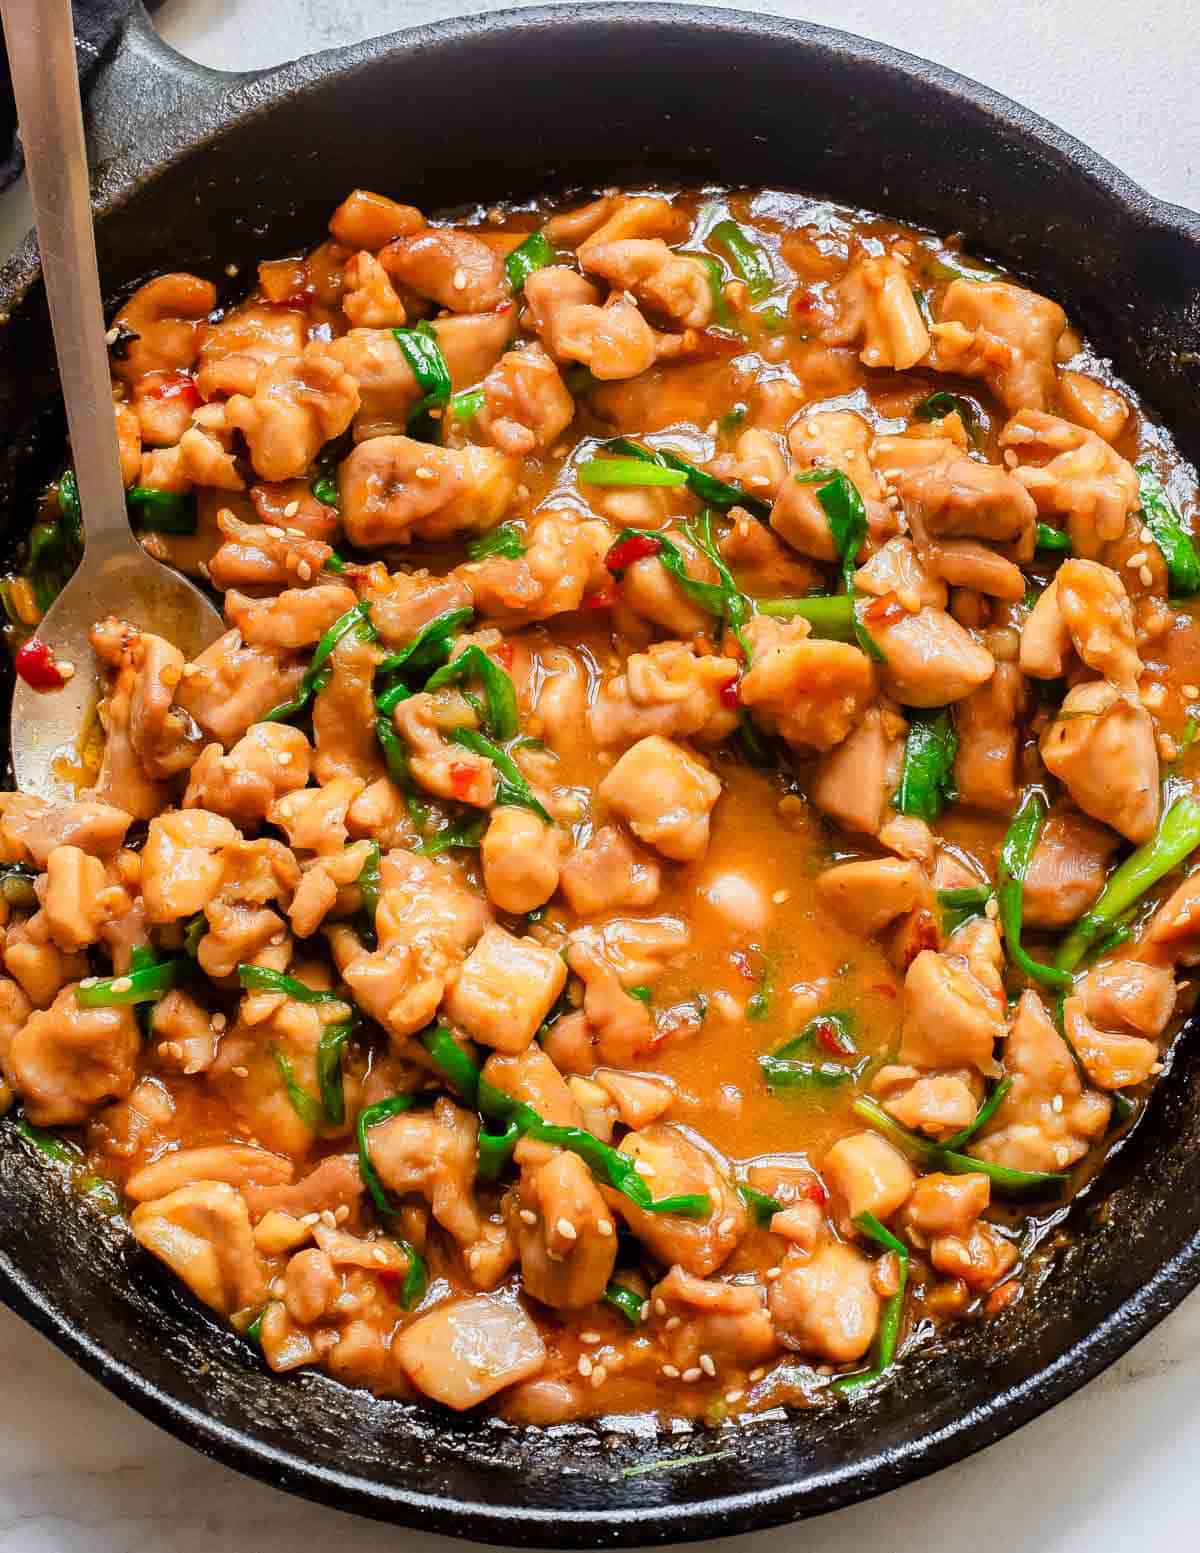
[1035,522,1072,554]
[393,321,453,428]
[504,231,556,293]
[270,1045,321,1129]
[998,791,1073,989]
[356,1094,418,1215]
[236,965,349,1006]
[603,1282,646,1326]
[710,218,774,301]
[424,644,519,740]
[126,487,198,534]
[450,726,551,821]
[264,601,376,722]
[316,1022,354,1127]
[466,522,525,561]
[414,811,488,855]
[894,709,958,822]
[1136,464,1200,595]
[830,1212,909,1393]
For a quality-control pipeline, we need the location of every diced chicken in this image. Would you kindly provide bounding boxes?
[511,1150,618,1310]
[442,926,567,1054]
[1019,580,1072,678]
[562,937,654,1068]
[871,605,995,708]
[328,189,424,250]
[1061,995,1158,1091]
[898,941,1004,1077]
[366,573,474,648]
[873,1065,983,1139]
[476,344,575,455]
[312,629,384,787]
[391,693,495,808]
[114,400,141,485]
[1057,370,1129,444]
[1054,558,1141,687]
[1023,810,1119,930]
[482,1045,585,1134]
[195,304,306,400]
[183,723,312,825]
[110,273,216,383]
[4,986,139,1125]
[147,986,219,1075]
[903,1172,990,1240]
[225,348,359,483]
[206,510,333,593]
[828,254,931,371]
[739,616,875,751]
[898,450,1038,562]
[999,409,1140,558]
[575,195,685,255]
[811,706,906,838]
[125,1144,293,1202]
[1080,960,1175,1038]
[824,1132,915,1222]
[324,327,421,436]
[380,226,507,314]
[615,532,715,639]
[652,1265,777,1369]
[394,1295,546,1410]
[853,535,947,611]
[174,628,305,749]
[930,280,1066,412]
[589,641,738,748]
[593,1069,674,1129]
[242,1153,364,1223]
[581,239,713,329]
[819,858,931,937]
[1040,682,1160,844]
[224,583,358,651]
[38,846,126,953]
[523,267,656,380]
[339,434,517,547]
[479,808,563,915]
[1,913,87,1008]
[1141,874,1200,967]
[770,411,891,560]
[769,1241,880,1364]
[597,735,722,862]
[196,900,289,981]
[341,250,407,328]
[130,1181,267,1316]
[973,991,1110,1172]
[953,661,1025,813]
[614,1124,748,1276]
[556,832,657,924]
[269,777,365,855]
[369,1096,484,1247]
[140,810,238,923]
[464,511,595,625]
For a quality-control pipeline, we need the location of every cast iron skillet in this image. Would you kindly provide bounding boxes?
[0,3,1198,1543]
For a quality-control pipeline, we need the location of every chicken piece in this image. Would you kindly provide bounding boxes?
[173,629,304,751]
[369,1097,484,1247]
[129,368,199,447]
[823,1132,915,1223]
[196,901,289,982]
[390,693,495,808]
[224,348,359,483]
[511,1150,618,1310]
[827,253,930,371]
[871,605,995,708]
[195,303,307,400]
[874,1065,982,1139]
[280,1247,338,1327]
[597,735,722,862]
[269,777,364,855]
[479,808,563,915]
[288,839,374,938]
[575,195,685,255]
[1022,810,1119,930]
[953,661,1025,813]
[898,939,1004,1077]
[853,535,947,611]
[616,532,715,639]
[2,907,89,1007]
[614,1124,748,1277]
[999,409,1139,558]
[312,630,385,787]
[110,273,216,383]
[125,1144,293,1203]
[973,991,1110,1172]
[113,400,141,485]
[442,926,567,1055]
[1141,874,1200,967]
[380,226,506,314]
[183,724,312,825]
[558,826,661,917]
[1019,580,1072,678]
[206,510,333,593]
[482,1046,585,1138]
[138,418,244,493]
[475,344,575,456]
[341,250,407,328]
[366,573,474,648]
[339,434,517,547]
[464,511,594,625]
[1040,682,1160,844]
[926,540,1025,600]
[242,1154,364,1223]
[394,1295,546,1411]
[810,706,906,839]
[4,986,139,1125]
[652,1266,778,1370]
[1061,995,1158,1091]
[223,583,358,651]
[523,266,656,380]
[1080,960,1175,1038]
[930,1220,1018,1292]
[1057,370,1129,444]
[903,1172,990,1241]
[581,239,713,329]
[818,858,931,938]
[85,633,170,821]
[719,505,821,596]
[593,1069,674,1129]
[147,986,220,1075]
[1054,558,1141,687]
[929,280,1066,412]
[328,189,424,250]
[589,641,739,748]
[0,977,32,1070]
[249,479,341,544]
[561,937,654,1068]
[769,1241,881,1364]
[770,411,892,560]
[324,327,421,437]
[130,1181,267,1316]
[39,846,126,953]
[740,617,876,750]
[898,450,1038,561]
[140,810,238,923]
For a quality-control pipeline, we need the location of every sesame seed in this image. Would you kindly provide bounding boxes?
[283,500,300,518]
[1142,682,1167,709]
[232,1065,249,1078]
[270,932,286,947]
[519,1208,538,1226]
[665,1315,681,1331]
[211,1013,227,1032]
[749,1366,766,1382]
[718,1215,737,1235]
[556,1217,578,1241]
[772,889,789,905]
[276,751,293,766]
[1140,526,1154,544]
[372,1246,390,1265]
[1054,1145,1071,1166]
[1184,684,1200,700]
[1051,1093,1064,1113]
[516,484,530,502]
[596,1219,614,1237]
[661,1364,680,1378]
[110,977,133,994]
[725,1389,745,1404]
[580,1330,601,1344]
[225,262,239,277]
[300,1212,321,1226]
[806,421,819,437]
[296,561,313,582]
[415,465,436,481]
[320,1209,337,1229]
[639,1301,651,1322]
[180,662,199,678]
[682,1367,702,1383]
[985,896,999,920]
[55,660,75,680]
[748,474,771,487]
[699,1353,716,1377]
[765,1266,781,1281]
[105,326,120,345]
[1127,549,1148,569]
[654,1298,668,1317]
[1139,565,1154,587]
[590,1364,608,1388]
[453,269,468,291]
[578,1354,593,1377]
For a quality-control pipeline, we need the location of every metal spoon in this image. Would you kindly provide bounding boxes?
[0,0,222,799]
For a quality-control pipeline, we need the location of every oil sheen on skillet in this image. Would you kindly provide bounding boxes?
[1,184,1198,1427]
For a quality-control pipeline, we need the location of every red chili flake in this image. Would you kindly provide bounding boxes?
[149,371,200,406]
[449,762,477,799]
[863,592,906,627]
[14,638,64,691]
[789,287,818,318]
[582,586,617,611]
[270,286,315,312]
[495,299,515,315]
[872,981,898,1000]
[814,1020,857,1058]
[494,641,514,670]
[719,676,741,710]
[690,329,743,359]
[605,534,662,575]
[801,1177,829,1205]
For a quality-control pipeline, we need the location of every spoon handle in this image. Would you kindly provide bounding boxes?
[0,0,137,553]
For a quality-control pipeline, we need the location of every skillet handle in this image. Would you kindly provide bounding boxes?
[83,2,267,172]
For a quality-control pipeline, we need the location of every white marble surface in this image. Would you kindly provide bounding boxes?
[2,1,1200,1548]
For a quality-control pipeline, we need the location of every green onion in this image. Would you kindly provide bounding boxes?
[680,251,732,328]
[449,388,486,423]
[393,320,453,426]
[998,792,1074,989]
[263,601,375,722]
[603,1282,646,1326]
[316,1022,354,1126]
[627,984,652,1006]
[894,709,958,823]
[27,519,73,613]
[420,1025,483,1107]
[375,606,474,676]
[311,475,339,509]
[852,1095,1067,1198]
[356,841,381,951]
[757,593,858,640]
[236,965,349,1006]
[1035,523,1072,554]
[759,1055,860,1091]
[424,645,519,740]
[76,959,185,1007]
[937,884,993,936]
[450,727,552,821]
[940,1077,1013,1150]
[466,522,525,561]
[601,437,771,519]
[504,231,556,293]
[476,1116,520,1182]
[16,1117,83,1165]
[579,457,689,489]
[794,468,866,591]
[830,1213,909,1393]
[1136,465,1200,595]
[183,912,206,958]
[710,218,774,301]
[0,864,38,912]
[246,1307,268,1346]
[394,1237,428,1310]
[1055,795,1200,971]
[605,522,752,659]
[57,469,83,546]
[126,486,198,535]
[270,1045,321,1129]
[738,1184,783,1226]
[914,390,978,439]
[375,716,432,831]
[415,812,488,855]
[928,252,1002,284]
[356,1093,417,1215]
